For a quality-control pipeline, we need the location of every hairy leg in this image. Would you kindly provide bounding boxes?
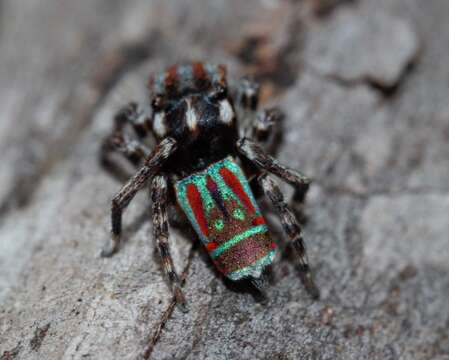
[112,102,153,138]
[237,137,311,197]
[237,137,310,223]
[151,175,188,312]
[250,107,283,143]
[233,77,260,137]
[101,137,177,257]
[233,77,284,145]
[100,102,153,168]
[258,173,319,299]
[233,78,260,111]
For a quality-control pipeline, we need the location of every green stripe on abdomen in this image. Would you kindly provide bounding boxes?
[210,224,268,259]
[226,250,277,281]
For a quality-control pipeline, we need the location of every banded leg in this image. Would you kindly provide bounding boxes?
[101,102,152,168]
[236,137,311,202]
[101,132,151,166]
[112,102,152,138]
[233,78,260,137]
[234,78,283,144]
[250,107,283,143]
[151,175,188,312]
[234,77,260,113]
[258,173,319,299]
[101,137,178,257]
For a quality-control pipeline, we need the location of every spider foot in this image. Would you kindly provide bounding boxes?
[291,185,311,225]
[100,234,120,257]
[251,276,269,305]
[299,271,320,300]
[291,201,309,226]
[173,285,189,313]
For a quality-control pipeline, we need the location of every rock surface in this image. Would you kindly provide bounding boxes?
[1,0,449,359]
[304,6,419,87]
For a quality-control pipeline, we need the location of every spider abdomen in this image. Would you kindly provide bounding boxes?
[175,156,277,280]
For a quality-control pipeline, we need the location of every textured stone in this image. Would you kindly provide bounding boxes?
[1,0,449,359]
[304,5,419,87]
[362,194,449,275]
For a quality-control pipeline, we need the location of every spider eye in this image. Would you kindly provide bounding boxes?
[209,86,227,102]
[151,95,165,111]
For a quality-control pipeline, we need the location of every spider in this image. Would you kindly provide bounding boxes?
[100,62,319,311]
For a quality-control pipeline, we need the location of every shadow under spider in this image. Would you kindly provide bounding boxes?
[118,207,151,249]
[196,246,273,305]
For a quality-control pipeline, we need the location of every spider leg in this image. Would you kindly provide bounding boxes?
[113,102,153,138]
[236,137,311,198]
[233,77,260,137]
[234,77,260,113]
[100,102,153,173]
[233,78,283,149]
[101,137,177,257]
[258,173,319,299]
[101,132,151,166]
[250,107,283,143]
[151,174,188,312]
[238,136,310,225]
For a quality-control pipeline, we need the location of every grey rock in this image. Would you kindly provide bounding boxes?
[304,5,420,87]
[1,0,448,359]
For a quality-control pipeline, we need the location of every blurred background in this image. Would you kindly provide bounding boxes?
[0,1,448,359]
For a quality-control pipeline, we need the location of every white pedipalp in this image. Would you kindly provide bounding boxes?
[153,112,167,137]
[219,99,234,125]
[185,99,198,131]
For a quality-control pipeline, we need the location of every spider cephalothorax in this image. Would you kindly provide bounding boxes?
[150,63,238,175]
[101,62,319,311]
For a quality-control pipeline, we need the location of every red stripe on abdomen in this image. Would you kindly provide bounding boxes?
[252,216,265,226]
[186,184,208,237]
[206,241,218,252]
[219,167,256,215]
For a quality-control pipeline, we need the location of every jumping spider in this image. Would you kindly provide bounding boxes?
[101,62,319,311]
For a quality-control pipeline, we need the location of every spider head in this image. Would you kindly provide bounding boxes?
[149,63,236,141]
[150,90,236,141]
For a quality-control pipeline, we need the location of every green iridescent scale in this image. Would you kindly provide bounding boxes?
[175,156,276,279]
[175,156,257,244]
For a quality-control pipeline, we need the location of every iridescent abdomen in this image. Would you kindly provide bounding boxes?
[175,157,276,280]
